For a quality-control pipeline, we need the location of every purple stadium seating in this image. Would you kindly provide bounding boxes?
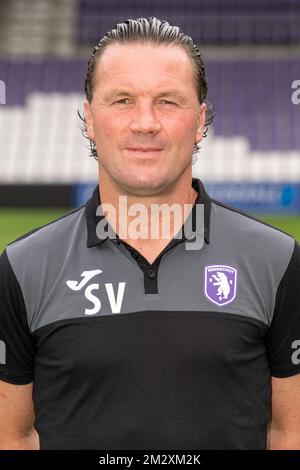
[0,58,299,151]
[77,0,300,45]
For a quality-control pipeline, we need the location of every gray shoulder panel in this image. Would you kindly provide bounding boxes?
[210,201,295,325]
[5,199,295,334]
[6,207,87,331]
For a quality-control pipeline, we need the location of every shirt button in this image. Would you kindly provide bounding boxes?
[147,268,157,279]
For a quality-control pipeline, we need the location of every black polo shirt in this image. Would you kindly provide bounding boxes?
[1,177,300,450]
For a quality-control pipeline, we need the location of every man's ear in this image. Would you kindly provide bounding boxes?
[195,102,206,144]
[83,100,95,140]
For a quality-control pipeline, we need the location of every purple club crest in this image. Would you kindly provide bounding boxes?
[204,265,237,306]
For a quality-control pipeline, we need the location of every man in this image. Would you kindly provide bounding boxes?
[0,17,300,450]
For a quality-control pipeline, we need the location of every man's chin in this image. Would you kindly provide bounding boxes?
[119,173,172,197]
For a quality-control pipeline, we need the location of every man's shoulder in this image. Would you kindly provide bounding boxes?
[6,205,86,260]
[211,197,295,246]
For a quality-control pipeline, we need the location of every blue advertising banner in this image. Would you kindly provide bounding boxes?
[73,182,300,214]
[73,182,96,207]
[204,182,300,214]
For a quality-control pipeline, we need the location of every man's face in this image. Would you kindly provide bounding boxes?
[84,42,206,195]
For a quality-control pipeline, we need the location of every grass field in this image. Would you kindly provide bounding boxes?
[0,208,68,252]
[0,208,300,252]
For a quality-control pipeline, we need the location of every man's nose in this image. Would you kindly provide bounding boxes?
[129,102,162,134]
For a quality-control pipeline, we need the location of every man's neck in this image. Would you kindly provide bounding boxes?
[98,171,198,264]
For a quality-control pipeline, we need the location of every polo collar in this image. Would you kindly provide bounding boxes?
[85,177,211,248]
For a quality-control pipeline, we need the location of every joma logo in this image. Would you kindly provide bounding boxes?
[66,270,126,315]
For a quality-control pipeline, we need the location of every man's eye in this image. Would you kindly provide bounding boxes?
[160,100,177,105]
[115,98,130,104]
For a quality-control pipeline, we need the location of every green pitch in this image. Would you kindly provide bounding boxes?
[257,215,300,242]
[0,208,300,253]
[0,208,68,253]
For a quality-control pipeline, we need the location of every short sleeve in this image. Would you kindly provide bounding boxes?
[266,239,300,377]
[0,250,35,384]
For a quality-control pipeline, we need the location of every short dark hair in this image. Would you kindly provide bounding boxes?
[79,16,215,160]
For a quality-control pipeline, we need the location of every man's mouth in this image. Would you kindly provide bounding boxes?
[126,147,163,152]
